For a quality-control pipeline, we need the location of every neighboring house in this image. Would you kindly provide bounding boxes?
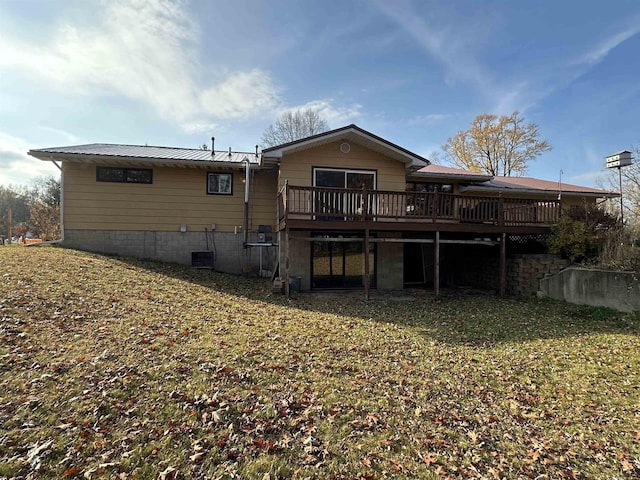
[29,124,616,296]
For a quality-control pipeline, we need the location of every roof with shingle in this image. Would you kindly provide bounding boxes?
[487,176,609,194]
[416,164,616,198]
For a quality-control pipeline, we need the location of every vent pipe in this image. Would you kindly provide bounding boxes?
[211,137,215,156]
[228,147,232,158]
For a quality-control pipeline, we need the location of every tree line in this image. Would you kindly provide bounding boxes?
[1,176,61,242]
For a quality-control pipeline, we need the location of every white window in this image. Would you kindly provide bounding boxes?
[207,173,233,195]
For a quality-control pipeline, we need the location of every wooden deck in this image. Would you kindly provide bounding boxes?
[277,184,560,234]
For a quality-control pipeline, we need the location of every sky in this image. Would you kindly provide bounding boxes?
[1,0,639,188]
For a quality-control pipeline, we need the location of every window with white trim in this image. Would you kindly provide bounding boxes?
[207,172,233,195]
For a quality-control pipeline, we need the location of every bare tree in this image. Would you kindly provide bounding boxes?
[27,176,61,240]
[261,108,329,147]
[28,200,60,240]
[443,111,551,177]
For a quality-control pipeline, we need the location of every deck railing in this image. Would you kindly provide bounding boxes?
[278,185,561,226]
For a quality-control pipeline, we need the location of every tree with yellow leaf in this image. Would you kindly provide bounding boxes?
[443,111,551,177]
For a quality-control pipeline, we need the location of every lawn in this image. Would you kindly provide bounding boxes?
[0,246,638,479]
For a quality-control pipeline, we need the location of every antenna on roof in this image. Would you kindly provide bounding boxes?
[211,137,215,157]
[557,169,563,201]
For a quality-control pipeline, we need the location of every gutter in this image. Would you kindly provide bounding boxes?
[242,156,250,246]
[459,185,618,199]
[241,146,262,248]
[27,151,260,170]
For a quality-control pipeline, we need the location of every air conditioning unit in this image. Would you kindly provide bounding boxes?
[191,251,214,269]
[257,225,272,243]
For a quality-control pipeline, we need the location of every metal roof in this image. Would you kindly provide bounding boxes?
[412,164,493,182]
[29,143,260,166]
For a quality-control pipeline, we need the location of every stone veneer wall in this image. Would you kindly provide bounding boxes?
[64,229,277,275]
[444,248,568,296]
[443,245,498,290]
[507,254,569,296]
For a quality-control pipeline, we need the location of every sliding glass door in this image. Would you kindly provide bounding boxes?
[313,168,376,219]
[311,234,376,289]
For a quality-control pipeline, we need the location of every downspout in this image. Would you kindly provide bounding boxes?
[31,159,64,245]
[242,156,250,246]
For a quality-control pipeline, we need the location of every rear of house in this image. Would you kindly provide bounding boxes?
[29,125,616,296]
[31,144,279,275]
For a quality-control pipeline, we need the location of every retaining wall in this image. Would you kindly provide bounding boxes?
[540,267,640,312]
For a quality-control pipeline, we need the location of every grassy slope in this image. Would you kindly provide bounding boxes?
[0,246,638,479]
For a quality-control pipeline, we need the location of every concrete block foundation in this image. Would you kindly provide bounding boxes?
[64,229,277,275]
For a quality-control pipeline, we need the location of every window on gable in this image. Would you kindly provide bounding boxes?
[96,167,152,184]
[207,172,233,195]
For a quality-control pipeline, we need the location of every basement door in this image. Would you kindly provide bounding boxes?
[311,234,376,289]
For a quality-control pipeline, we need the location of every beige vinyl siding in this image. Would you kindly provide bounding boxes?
[64,163,277,232]
[278,140,407,191]
[248,170,278,230]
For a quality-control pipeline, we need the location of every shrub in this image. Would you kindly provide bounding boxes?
[548,204,619,263]
[599,227,640,271]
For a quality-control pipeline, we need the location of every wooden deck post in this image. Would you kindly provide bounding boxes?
[433,231,440,296]
[364,227,370,301]
[499,232,506,296]
[362,185,370,300]
[432,190,438,223]
[284,227,290,298]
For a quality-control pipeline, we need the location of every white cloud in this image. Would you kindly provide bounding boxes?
[0,132,59,186]
[567,170,607,188]
[372,0,640,116]
[287,99,363,127]
[200,70,280,121]
[574,22,640,67]
[0,0,279,133]
[371,0,492,93]
[36,127,80,144]
[407,113,454,126]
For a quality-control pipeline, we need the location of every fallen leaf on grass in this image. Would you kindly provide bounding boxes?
[63,466,82,477]
[159,465,178,479]
[27,439,53,469]
[621,459,635,473]
[189,452,204,462]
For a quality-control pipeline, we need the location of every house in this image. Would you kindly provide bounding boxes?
[28,124,616,297]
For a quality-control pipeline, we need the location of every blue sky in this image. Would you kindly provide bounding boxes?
[1,0,639,187]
